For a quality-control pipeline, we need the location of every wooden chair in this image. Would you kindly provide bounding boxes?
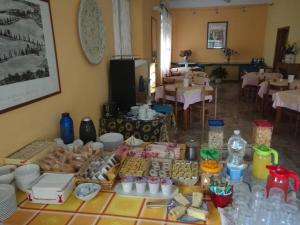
[255,77,266,110]
[262,81,289,116]
[162,77,176,85]
[163,83,179,122]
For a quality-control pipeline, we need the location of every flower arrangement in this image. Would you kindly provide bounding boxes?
[222,48,238,63]
[179,49,192,57]
[222,48,238,57]
[285,42,299,55]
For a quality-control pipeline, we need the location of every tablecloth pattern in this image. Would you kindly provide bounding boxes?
[4,189,221,225]
[241,72,282,88]
[272,90,300,112]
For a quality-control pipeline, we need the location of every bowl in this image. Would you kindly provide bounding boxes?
[15,164,40,192]
[99,133,124,151]
[74,183,101,201]
[15,164,40,178]
[0,165,16,184]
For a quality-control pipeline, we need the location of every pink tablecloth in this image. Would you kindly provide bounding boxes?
[241,72,282,88]
[272,90,300,112]
[155,84,213,110]
[257,79,300,98]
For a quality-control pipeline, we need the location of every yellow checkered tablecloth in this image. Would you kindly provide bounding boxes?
[4,187,221,225]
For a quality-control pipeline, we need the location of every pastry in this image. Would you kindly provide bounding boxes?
[174,193,190,206]
[169,205,187,220]
[192,192,203,208]
[187,207,208,221]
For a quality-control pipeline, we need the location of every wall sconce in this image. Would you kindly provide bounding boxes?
[215,8,219,14]
[242,7,246,12]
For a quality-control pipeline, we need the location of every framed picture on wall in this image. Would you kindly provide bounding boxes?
[0,0,60,113]
[207,21,228,49]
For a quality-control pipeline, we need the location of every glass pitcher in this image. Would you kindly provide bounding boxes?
[266,165,299,199]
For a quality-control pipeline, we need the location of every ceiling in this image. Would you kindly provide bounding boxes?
[168,0,272,8]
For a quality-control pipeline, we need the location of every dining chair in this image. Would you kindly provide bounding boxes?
[162,83,179,123]
[262,81,289,116]
[255,77,266,110]
[162,77,176,85]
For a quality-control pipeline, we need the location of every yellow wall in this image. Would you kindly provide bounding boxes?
[131,0,160,59]
[0,0,114,157]
[263,0,300,66]
[171,5,268,63]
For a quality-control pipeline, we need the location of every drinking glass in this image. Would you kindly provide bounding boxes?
[255,202,278,225]
[268,187,285,202]
[237,210,254,225]
[277,203,298,225]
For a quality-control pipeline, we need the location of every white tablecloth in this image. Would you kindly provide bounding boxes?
[272,90,300,112]
[241,72,282,88]
[257,79,300,98]
[155,84,213,110]
[170,67,207,77]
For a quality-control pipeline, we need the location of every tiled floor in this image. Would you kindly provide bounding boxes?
[4,190,219,225]
[169,82,300,175]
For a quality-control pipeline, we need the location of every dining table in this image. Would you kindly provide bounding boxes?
[241,72,283,88]
[155,82,214,129]
[170,67,207,77]
[257,79,300,98]
[272,89,300,132]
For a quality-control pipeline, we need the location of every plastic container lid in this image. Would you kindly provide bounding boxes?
[200,160,222,173]
[254,120,273,128]
[200,148,219,160]
[253,144,273,156]
[208,119,224,127]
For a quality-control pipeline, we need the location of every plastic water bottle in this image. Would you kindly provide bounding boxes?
[227,130,247,182]
[60,112,74,144]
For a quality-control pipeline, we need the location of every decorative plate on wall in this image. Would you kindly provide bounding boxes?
[78,0,105,64]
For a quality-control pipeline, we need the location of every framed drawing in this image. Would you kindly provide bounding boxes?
[207,21,228,49]
[0,0,60,113]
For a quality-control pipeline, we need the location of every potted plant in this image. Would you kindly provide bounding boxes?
[210,66,228,83]
[222,48,238,63]
[284,42,299,64]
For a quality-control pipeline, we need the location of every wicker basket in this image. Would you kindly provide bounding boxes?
[77,152,125,190]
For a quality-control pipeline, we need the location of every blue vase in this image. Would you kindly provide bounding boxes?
[60,112,74,144]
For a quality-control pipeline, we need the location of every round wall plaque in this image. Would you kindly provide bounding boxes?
[78,0,105,64]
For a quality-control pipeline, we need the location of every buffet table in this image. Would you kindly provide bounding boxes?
[5,188,221,225]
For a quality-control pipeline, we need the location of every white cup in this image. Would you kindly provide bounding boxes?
[288,74,295,83]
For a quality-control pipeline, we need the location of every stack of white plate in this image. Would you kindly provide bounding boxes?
[0,184,17,221]
[15,164,40,192]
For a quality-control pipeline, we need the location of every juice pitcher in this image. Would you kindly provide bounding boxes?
[266,165,299,199]
[252,145,278,180]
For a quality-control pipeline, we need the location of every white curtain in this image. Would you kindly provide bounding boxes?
[112,0,132,56]
[160,6,172,77]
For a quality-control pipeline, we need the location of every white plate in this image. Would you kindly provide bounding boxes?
[114,182,178,199]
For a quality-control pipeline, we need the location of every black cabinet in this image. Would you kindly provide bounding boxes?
[109,59,136,112]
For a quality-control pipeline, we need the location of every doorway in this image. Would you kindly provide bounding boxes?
[273,27,289,69]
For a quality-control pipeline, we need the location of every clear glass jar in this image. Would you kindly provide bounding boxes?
[208,119,224,151]
[253,120,273,147]
[200,159,222,190]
